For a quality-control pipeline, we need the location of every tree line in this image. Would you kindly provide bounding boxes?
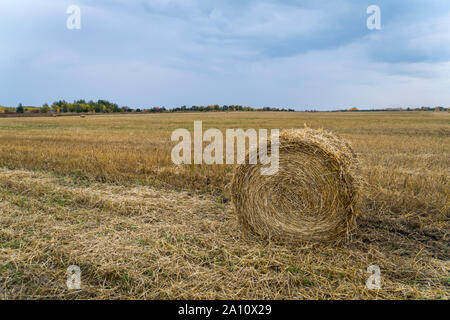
[47,100,121,113]
[4,101,447,114]
[7,101,296,114]
[168,105,295,112]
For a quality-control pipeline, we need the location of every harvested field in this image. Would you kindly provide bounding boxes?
[0,111,448,299]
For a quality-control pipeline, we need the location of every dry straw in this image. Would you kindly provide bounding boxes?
[231,127,361,242]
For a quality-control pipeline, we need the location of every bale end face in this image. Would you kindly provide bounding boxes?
[231,128,361,243]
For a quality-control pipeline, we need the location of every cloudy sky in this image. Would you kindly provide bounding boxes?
[1,0,449,110]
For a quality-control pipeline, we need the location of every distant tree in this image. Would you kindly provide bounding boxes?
[51,104,60,113]
[40,104,50,113]
[17,103,24,113]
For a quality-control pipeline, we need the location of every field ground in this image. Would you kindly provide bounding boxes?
[0,111,448,299]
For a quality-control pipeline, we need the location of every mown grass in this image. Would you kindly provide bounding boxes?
[0,111,448,299]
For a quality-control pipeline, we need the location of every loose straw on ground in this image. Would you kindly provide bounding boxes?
[231,128,361,242]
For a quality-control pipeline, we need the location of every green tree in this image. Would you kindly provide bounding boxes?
[17,103,24,113]
[40,104,50,113]
[51,104,60,113]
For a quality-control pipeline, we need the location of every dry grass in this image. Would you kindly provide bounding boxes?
[0,111,448,299]
[232,128,361,242]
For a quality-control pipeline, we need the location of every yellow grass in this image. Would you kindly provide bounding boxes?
[0,111,448,299]
[231,128,361,242]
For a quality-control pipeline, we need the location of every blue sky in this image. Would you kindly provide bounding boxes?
[1,0,449,110]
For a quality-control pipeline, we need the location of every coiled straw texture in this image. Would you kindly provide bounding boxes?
[231,128,361,242]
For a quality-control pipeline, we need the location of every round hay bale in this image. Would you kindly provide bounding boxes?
[231,127,361,242]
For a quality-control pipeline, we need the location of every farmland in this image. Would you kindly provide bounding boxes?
[0,111,448,299]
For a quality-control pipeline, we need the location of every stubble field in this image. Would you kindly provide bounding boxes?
[0,111,448,299]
